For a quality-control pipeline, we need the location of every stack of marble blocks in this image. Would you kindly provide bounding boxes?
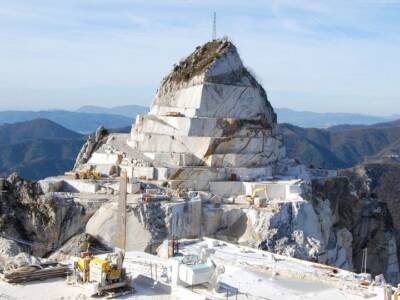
[126,43,286,191]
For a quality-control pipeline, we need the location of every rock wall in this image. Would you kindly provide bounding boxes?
[85,198,202,253]
[124,39,286,188]
[74,127,108,170]
[2,172,398,283]
[0,174,96,257]
[339,165,400,283]
[195,176,400,284]
[313,176,399,283]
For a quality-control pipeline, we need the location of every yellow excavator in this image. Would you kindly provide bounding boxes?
[246,186,269,205]
[78,169,101,180]
[69,171,132,297]
[65,169,101,180]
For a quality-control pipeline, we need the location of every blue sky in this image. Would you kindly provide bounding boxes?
[0,0,399,115]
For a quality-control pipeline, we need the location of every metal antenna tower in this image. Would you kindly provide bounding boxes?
[212,12,217,40]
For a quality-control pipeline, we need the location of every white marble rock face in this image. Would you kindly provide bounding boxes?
[128,39,286,183]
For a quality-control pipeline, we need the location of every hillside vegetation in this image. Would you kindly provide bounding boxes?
[282,120,400,169]
[2,116,400,180]
[0,119,85,180]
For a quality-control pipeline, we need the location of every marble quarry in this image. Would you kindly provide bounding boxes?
[75,39,289,192]
[20,38,397,285]
[128,40,287,189]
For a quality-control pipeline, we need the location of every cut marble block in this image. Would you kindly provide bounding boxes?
[130,133,276,156]
[140,179,208,191]
[129,166,272,183]
[141,152,200,167]
[210,181,246,197]
[139,152,279,168]
[151,83,274,119]
[88,152,121,165]
[133,167,155,180]
[209,179,302,199]
[204,153,278,168]
[63,179,100,193]
[126,39,285,187]
[132,115,272,138]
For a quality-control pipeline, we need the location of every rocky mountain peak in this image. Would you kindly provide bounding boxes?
[154,38,273,117]
[164,38,238,85]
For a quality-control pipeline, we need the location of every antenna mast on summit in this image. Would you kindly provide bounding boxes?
[212,12,217,40]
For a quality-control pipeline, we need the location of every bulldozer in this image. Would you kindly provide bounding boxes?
[68,171,132,298]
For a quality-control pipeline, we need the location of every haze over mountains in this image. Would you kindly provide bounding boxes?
[276,108,399,128]
[0,119,85,180]
[0,110,134,133]
[282,120,400,169]
[0,105,396,132]
[0,105,399,180]
[76,105,148,118]
[77,105,399,128]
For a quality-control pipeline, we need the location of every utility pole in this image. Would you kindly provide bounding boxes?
[116,170,128,255]
[212,12,217,40]
[361,248,368,273]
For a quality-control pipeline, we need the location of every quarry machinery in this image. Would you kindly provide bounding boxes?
[65,168,101,180]
[69,171,132,297]
[246,186,269,206]
[77,169,101,180]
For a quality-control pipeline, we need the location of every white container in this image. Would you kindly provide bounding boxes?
[178,262,215,286]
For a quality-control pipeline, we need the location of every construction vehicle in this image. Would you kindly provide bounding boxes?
[165,111,184,117]
[78,169,101,180]
[65,169,101,180]
[246,186,269,205]
[68,171,132,297]
[72,249,130,296]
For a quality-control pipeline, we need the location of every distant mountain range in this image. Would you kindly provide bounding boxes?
[275,108,399,128]
[76,105,148,118]
[0,106,397,131]
[282,119,400,169]
[0,105,399,180]
[0,119,85,180]
[77,105,400,128]
[0,110,133,133]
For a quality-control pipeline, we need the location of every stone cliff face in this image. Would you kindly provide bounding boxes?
[191,175,399,284]
[74,127,108,170]
[246,200,325,262]
[0,174,96,257]
[312,176,399,283]
[153,39,274,120]
[126,38,286,190]
[85,197,202,253]
[2,171,397,283]
[339,164,400,283]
